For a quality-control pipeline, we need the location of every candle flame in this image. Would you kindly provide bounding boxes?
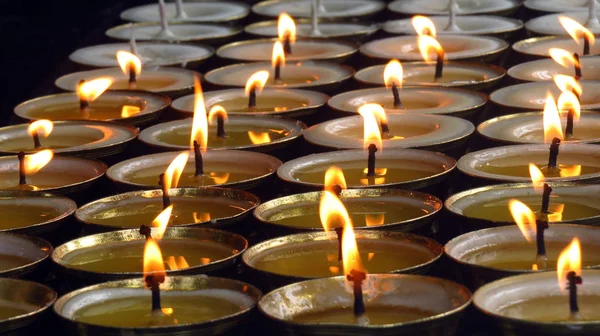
[121,105,141,118]
[508,199,537,243]
[411,15,437,37]
[278,13,296,43]
[560,165,582,177]
[27,120,53,138]
[319,190,351,232]
[208,172,230,185]
[24,149,54,175]
[557,91,581,121]
[77,77,113,102]
[164,152,189,189]
[247,131,272,144]
[384,59,403,89]
[207,105,228,125]
[116,50,142,77]
[244,71,269,97]
[558,16,595,48]
[191,75,208,152]
[554,75,582,96]
[548,204,566,222]
[152,205,173,240]
[357,104,383,152]
[549,48,579,69]
[418,35,444,63]
[365,214,385,227]
[529,163,546,193]
[272,41,286,69]
[557,237,581,293]
[341,208,365,276]
[324,166,347,192]
[193,212,211,223]
[165,256,190,270]
[543,92,564,143]
[143,238,166,282]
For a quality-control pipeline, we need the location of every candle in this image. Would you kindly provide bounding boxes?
[0,233,52,277]
[526,10,600,36]
[106,22,241,45]
[508,53,600,83]
[388,0,519,16]
[245,18,379,42]
[252,0,386,19]
[120,1,250,23]
[0,191,75,235]
[0,278,56,332]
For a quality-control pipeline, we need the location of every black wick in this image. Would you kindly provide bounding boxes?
[78,79,89,111]
[434,47,445,79]
[334,227,343,262]
[535,218,549,257]
[567,271,583,315]
[30,121,42,149]
[547,137,561,169]
[366,144,378,177]
[248,85,258,108]
[145,271,165,314]
[215,115,226,138]
[17,152,26,185]
[391,83,402,109]
[541,183,552,214]
[158,173,171,209]
[347,269,367,320]
[139,225,152,240]
[128,63,137,89]
[193,140,204,176]
[283,32,292,55]
[573,53,582,79]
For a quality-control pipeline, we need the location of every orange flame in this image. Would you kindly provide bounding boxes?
[560,165,582,177]
[411,15,437,37]
[554,75,582,96]
[24,149,53,175]
[191,75,208,152]
[508,199,537,243]
[193,212,211,223]
[244,71,269,97]
[143,238,166,281]
[529,163,546,194]
[116,50,142,77]
[151,205,173,240]
[77,77,113,102]
[365,214,385,227]
[27,120,53,138]
[164,152,189,189]
[278,13,296,43]
[357,104,383,152]
[207,105,228,125]
[549,48,579,68]
[248,131,271,144]
[165,256,190,270]
[272,41,286,69]
[557,237,581,293]
[324,166,347,192]
[548,204,566,222]
[384,59,403,89]
[341,209,364,275]
[121,105,141,118]
[557,91,581,121]
[418,35,444,63]
[208,172,230,184]
[543,92,564,143]
[319,190,351,232]
[558,16,595,48]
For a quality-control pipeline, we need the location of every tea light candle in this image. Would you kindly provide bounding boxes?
[524,0,597,13]
[245,19,379,42]
[388,0,520,16]
[0,278,55,334]
[69,42,214,69]
[0,233,52,278]
[106,22,241,45]
[252,0,385,19]
[76,187,259,232]
[508,56,600,82]
[526,11,600,36]
[120,1,250,23]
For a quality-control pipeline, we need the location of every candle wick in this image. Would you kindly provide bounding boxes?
[139,225,152,240]
[248,87,257,108]
[391,83,403,109]
[583,33,591,56]
[541,183,553,214]
[310,0,322,36]
[145,272,165,314]
[434,49,445,79]
[331,184,343,197]
[567,270,583,318]
[444,0,460,32]
[31,125,42,149]
[585,0,599,28]
[566,108,575,139]
[535,217,549,260]
[366,144,378,176]
[17,152,26,185]
[128,63,137,90]
[193,140,204,176]
[216,115,226,138]
[158,173,171,209]
[156,0,176,39]
[283,33,292,55]
[274,58,282,82]
[129,24,140,58]
[174,0,188,19]
[573,53,582,79]
[547,137,561,170]
[347,269,368,325]
[78,79,89,111]
[334,227,343,262]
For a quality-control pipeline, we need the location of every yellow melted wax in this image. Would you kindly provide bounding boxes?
[126,166,267,187]
[27,101,146,121]
[477,161,600,178]
[63,240,236,273]
[254,242,434,277]
[266,201,430,229]
[0,254,34,272]
[515,128,600,143]
[0,128,106,152]
[462,195,600,222]
[109,78,178,90]
[87,199,248,228]
[404,72,486,84]
[156,126,289,148]
[293,306,437,325]
[335,126,433,140]
[462,241,600,271]
[73,295,246,327]
[499,295,600,322]
[0,204,61,229]
[213,97,308,113]
[0,174,87,190]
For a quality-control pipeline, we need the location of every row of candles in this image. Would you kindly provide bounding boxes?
[2,1,600,335]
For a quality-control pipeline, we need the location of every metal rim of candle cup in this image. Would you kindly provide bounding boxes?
[473,270,600,333]
[445,182,600,230]
[204,61,355,92]
[106,149,282,191]
[457,143,600,184]
[0,278,57,333]
[258,274,472,334]
[382,15,524,38]
[512,36,583,60]
[54,67,200,99]
[106,22,243,45]
[120,1,250,24]
[507,56,600,83]
[244,19,381,41]
[277,149,457,191]
[0,232,53,278]
[359,35,509,64]
[52,227,248,282]
[0,155,107,195]
[477,111,600,146]
[303,113,475,153]
[0,120,139,159]
[13,91,171,126]
[216,38,360,64]
[75,187,260,232]
[387,0,521,16]
[253,188,443,233]
[353,61,506,91]
[172,88,330,119]
[445,224,600,285]
[243,230,444,284]
[252,0,386,19]
[138,116,306,153]
[69,42,215,69]
[327,87,488,120]
[54,276,262,333]
[0,191,76,236]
